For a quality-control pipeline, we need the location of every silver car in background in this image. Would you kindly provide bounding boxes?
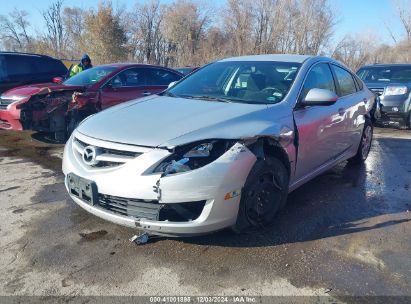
[62,54,375,236]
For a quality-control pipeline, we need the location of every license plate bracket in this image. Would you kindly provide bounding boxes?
[67,173,98,205]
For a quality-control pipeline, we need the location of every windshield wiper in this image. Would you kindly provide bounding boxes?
[181,95,232,103]
[163,91,178,97]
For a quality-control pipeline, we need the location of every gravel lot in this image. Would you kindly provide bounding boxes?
[0,128,410,303]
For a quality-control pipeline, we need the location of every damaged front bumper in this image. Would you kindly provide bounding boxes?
[62,131,257,236]
[0,108,23,130]
[377,110,409,128]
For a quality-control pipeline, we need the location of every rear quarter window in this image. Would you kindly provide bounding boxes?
[354,75,364,90]
[147,69,181,86]
[34,57,67,75]
[332,65,357,96]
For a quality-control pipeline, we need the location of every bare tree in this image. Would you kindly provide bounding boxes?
[290,0,334,54]
[42,0,67,57]
[63,7,85,59]
[129,0,167,64]
[0,9,32,51]
[83,2,128,64]
[392,0,411,61]
[223,0,254,56]
[332,34,376,70]
[162,0,211,66]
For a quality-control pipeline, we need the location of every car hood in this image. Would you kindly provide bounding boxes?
[76,95,287,148]
[2,82,84,97]
[364,81,411,88]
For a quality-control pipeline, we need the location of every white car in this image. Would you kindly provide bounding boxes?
[63,54,375,236]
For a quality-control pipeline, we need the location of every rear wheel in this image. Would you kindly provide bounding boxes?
[233,157,289,233]
[349,118,373,164]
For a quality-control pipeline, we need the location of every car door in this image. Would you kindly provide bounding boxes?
[331,64,365,154]
[99,68,149,110]
[293,62,348,180]
[145,68,182,95]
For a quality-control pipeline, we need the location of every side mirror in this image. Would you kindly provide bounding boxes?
[302,88,338,106]
[168,81,177,88]
[52,77,63,84]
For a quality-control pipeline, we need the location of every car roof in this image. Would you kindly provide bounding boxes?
[0,51,59,60]
[97,63,177,69]
[360,63,411,68]
[219,54,314,63]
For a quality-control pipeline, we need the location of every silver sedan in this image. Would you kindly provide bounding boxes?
[62,54,375,236]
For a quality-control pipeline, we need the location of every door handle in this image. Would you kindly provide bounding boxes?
[338,107,346,116]
[143,92,151,96]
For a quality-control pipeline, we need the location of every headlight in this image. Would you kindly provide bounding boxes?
[0,95,28,110]
[152,140,235,175]
[384,86,408,96]
[0,95,27,102]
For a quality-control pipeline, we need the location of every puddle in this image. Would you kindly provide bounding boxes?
[79,230,108,241]
[12,208,26,214]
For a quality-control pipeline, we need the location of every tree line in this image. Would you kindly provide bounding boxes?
[1,0,411,70]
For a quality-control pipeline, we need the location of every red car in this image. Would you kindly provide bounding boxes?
[0,63,183,141]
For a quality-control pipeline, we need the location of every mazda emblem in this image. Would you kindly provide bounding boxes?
[83,146,100,166]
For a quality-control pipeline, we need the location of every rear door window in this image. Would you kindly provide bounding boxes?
[332,65,357,96]
[109,68,147,87]
[5,55,35,79]
[146,68,181,86]
[301,63,336,100]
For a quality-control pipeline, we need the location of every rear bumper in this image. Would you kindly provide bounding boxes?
[0,109,23,130]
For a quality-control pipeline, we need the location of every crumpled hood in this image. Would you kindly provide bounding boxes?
[77,95,282,148]
[2,83,84,97]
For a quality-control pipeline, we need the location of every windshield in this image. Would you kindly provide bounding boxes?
[176,67,194,75]
[64,66,117,86]
[167,61,301,104]
[357,66,411,83]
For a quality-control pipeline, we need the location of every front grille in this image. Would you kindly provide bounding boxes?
[369,87,384,96]
[97,194,207,222]
[0,98,14,110]
[73,136,142,168]
[98,194,162,220]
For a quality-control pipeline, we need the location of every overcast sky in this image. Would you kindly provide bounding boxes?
[0,0,406,45]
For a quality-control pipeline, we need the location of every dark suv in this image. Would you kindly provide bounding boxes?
[0,52,67,94]
[357,64,411,128]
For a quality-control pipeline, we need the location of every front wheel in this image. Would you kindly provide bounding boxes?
[233,157,289,233]
[349,118,373,164]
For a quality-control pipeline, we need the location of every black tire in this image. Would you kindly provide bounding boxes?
[67,109,83,138]
[54,130,66,143]
[232,157,289,233]
[349,118,373,164]
[67,115,80,137]
[407,111,411,129]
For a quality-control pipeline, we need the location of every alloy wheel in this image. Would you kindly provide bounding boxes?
[361,125,373,159]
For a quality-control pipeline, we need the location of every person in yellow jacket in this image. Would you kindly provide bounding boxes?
[69,54,93,77]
